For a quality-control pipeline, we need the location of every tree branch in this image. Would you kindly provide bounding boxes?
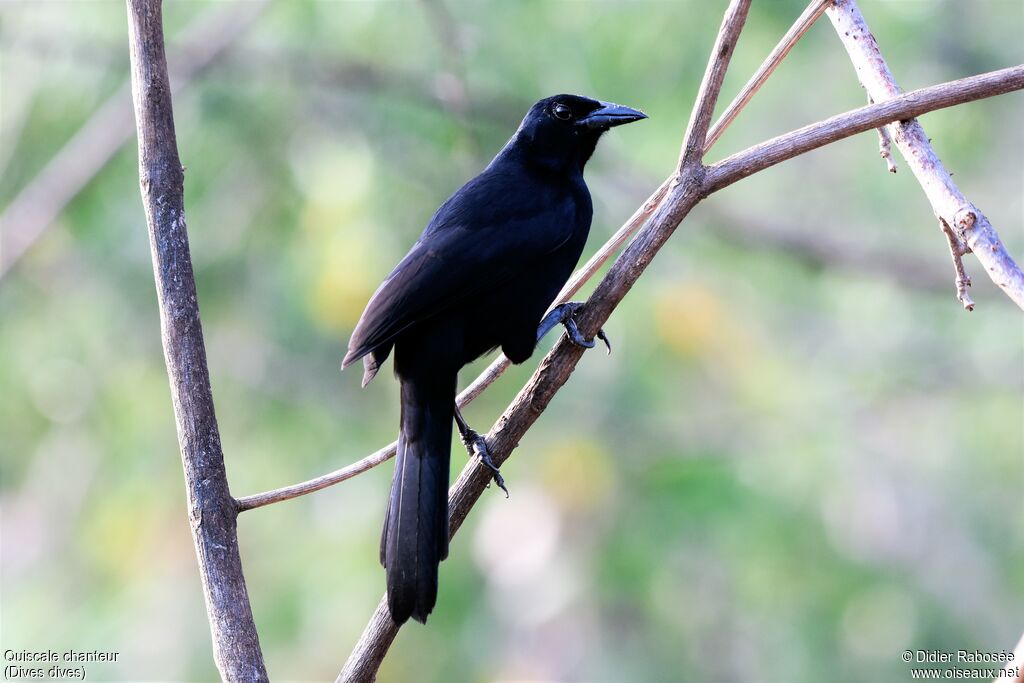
[236,442,395,512]
[125,0,267,680]
[679,0,751,169]
[704,0,831,154]
[825,0,1024,310]
[1,0,268,279]
[704,65,1024,196]
[870,97,898,173]
[940,218,975,310]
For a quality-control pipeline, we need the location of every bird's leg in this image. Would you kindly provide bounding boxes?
[453,404,508,496]
[536,302,612,353]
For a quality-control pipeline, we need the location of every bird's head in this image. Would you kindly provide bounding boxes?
[509,94,647,171]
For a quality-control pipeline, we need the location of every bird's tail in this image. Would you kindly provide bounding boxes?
[381,372,454,624]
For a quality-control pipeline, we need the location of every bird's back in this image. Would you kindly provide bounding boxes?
[345,155,588,373]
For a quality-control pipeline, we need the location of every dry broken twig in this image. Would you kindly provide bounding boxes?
[876,121,897,173]
[826,0,1024,310]
[868,95,898,173]
[940,218,976,311]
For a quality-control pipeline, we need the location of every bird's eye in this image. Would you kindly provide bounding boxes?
[552,103,573,121]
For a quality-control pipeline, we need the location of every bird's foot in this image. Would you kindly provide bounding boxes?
[460,428,508,497]
[537,302,612,353]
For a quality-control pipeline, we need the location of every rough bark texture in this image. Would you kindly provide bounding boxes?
[826,0,1024,309]
[125,1,267,680]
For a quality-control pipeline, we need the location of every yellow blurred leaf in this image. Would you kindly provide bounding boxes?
[654,283,723,358]
[538,436,615,512]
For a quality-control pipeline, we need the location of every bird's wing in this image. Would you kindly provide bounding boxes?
[342,171,578,371]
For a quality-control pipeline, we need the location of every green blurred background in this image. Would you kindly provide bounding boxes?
[1,1,1022,681]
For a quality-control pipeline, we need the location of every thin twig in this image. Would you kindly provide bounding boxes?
[704,0,831,153]
[867,94,899,173]
[679,0,752,169]
[876,124,897,173]
[940,218,975,310]
[0,0,269,279]
[235,443,395,512]
[826,0,1024,310]
[234,177,672,512]
[941,218,975,310]
[704,65,1024,194]
[124,0,267,679]
[875,126,898,174]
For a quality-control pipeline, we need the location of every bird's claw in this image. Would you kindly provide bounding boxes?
[596,328,612,354]
[460,428,508,497]
[546,302,611,354]
[563,316,594,348]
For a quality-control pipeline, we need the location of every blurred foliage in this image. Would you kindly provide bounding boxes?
[1,1,1022,681]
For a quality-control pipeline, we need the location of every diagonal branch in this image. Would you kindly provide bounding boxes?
[0,0,268,279]
[825,0,1024,310]
[125,0,267,680]
[679,0,752,169]
[704,0,831,154]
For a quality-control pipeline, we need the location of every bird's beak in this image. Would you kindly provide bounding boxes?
[578,101,648,130]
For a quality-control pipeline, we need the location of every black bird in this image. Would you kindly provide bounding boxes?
[342,94,646,624]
